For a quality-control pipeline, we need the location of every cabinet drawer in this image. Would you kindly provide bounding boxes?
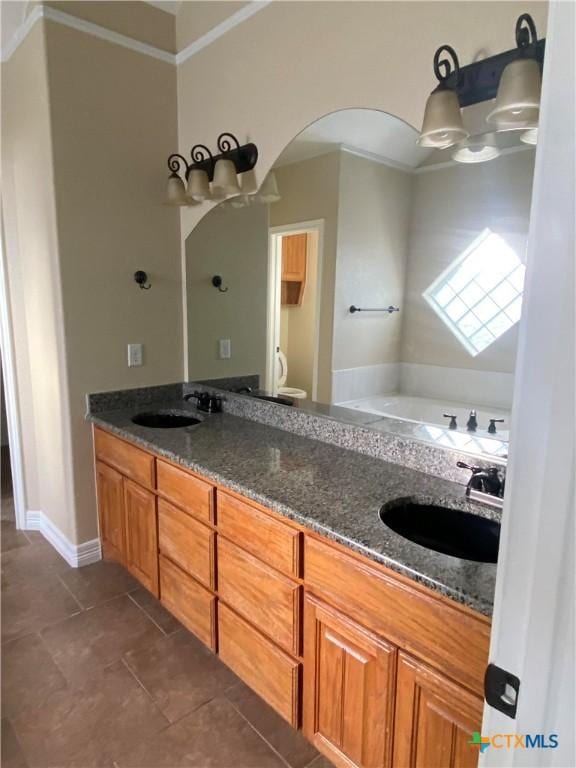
[159,555,216,650]
[217,490,301,577]
[158,500,215,589]
[305,536,490,695]
[218,538,301,655]
[94,429,154,489]
[218,603,300,726]
[157,460,214,523]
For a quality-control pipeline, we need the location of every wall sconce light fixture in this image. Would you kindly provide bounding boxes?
[165,133,258,207]
[419,13,545,153]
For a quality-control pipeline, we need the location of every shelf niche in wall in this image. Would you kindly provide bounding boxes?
[281,233,307,307]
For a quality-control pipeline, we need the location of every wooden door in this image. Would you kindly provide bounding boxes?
[95,460,125,563]
[303,596,396,768]
[394,653,483,768]
[123,478,159,596]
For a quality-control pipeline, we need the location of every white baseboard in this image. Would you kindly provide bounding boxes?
[25,510,101,568]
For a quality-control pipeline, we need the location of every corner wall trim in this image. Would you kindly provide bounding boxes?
[176,1,272,65]
[25,510,102,568]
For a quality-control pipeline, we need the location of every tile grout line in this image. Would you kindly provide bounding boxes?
[55,573,86,613]
[118,656,173,732]
[225,699,297,768]
[126,590,178,636]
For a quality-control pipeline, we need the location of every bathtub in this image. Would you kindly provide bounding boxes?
[338,393,510,439]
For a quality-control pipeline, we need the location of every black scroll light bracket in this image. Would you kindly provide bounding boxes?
[212,275,228,293]
[134,270,151,290]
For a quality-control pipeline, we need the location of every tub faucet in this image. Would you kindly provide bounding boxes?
[466,410,478,432]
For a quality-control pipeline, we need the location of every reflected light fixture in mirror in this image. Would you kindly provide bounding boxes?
[452,134,501,164]
[520,127,538,145]
[418,46,468,149]
[257,171,281,203]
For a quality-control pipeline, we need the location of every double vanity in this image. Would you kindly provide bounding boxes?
[88,384,499,768]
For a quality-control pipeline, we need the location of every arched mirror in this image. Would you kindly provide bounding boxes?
[185,109,536,459]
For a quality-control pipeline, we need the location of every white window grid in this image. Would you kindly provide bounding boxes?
[423,228,526,357]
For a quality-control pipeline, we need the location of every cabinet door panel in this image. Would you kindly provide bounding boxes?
[394,653,483,768]
[123,479,158,596]
[96,461,125,563]
[303,596,396,768]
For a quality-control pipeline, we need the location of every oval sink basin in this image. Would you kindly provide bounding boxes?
[131,411,201,429]
[379,501,500,563]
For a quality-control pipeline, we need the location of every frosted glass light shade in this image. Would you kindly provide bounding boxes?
[452,135,501,164]
[186,168,211,202]
[165,174,188,206]
[418,89,468,148]
[487,58,541,128]
[520,127,538,145]
[211,158,241,198]
[258,172,281,203]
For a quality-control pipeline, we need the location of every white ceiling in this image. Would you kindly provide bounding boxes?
[274,109,433,171]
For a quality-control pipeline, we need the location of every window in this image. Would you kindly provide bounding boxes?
[423,229,526,356]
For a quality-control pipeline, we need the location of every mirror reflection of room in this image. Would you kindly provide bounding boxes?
[186,109,535,458]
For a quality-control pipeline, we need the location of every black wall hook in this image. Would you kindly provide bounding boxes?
[134,270,151,290]
[212,275,228,293]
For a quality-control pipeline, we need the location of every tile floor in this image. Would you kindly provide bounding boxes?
[1,494,331,768]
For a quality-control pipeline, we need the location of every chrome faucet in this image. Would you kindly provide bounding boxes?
[457,461,505,507]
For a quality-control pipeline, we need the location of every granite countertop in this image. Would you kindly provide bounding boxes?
[88,399,499,616]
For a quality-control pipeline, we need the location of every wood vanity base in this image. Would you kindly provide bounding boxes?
[94,427,490,768]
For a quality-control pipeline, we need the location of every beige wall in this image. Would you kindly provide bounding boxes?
[270,152,341,402]
[333,151,412,370]
[401,150,536,373]
[43,21,182,542]
[2,17,182,543]
[1,23,76,538]
[186,201,269,382]
[280,232,319,396]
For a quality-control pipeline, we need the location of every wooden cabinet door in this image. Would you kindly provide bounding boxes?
[282,233,307,281]
[394,653,483,768]
[96,460,125,563]
[123,479,159,596]
[303,596,396,768]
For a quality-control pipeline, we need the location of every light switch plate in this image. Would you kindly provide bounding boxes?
[219,339,231,359]
[127,343,143,367]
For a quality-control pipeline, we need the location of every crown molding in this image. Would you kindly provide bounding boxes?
[176,1,271,65]
[1,1,271,65]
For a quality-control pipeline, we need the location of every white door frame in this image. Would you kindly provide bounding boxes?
[0,212,27,529]
[481,2,575,765]
[266,219,325,398]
